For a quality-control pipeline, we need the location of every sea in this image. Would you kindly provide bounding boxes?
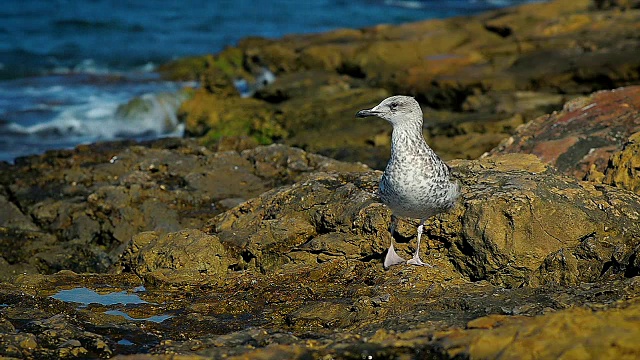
[0,0,541,163]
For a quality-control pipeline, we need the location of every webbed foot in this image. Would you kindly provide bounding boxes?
[384,243,406,269]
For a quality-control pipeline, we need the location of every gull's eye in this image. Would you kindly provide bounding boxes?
[389,102,398,110]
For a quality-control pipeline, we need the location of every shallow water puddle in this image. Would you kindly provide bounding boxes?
[51,286,172,323]
[51,287,147,306]
[105,310,172,323]
[117,339,135,346]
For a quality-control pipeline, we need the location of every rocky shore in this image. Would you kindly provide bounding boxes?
[161,0,640,168]
[2,0,640,359]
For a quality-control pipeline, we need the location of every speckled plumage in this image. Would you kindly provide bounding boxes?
[356,95,460,268]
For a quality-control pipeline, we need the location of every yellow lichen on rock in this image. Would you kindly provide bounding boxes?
[585,131,640,194]
[603,132,640,194]
[435,300,640,360]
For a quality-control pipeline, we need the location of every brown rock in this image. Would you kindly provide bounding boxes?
[166,0,640,166]
[434,301,640,359]
[4,1,640,357]
[209,171,390,272]
[126,229,232,287]
[0,141,367,276]
[587,131,640,193]
[489,86,640,180]
[2,257,640,359]
[200,152,640,288]
[436,154,640,287]
[0,194,38,231]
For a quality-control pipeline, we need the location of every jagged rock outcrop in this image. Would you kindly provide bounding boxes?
[0,140,367,277]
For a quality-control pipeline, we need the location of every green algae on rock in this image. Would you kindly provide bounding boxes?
[179,90,287,146]
[163,0,640,166]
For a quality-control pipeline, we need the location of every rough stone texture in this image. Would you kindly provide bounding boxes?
[0,194,38,231]
[489,86,640,180]
[162,0,640,168]
[1,147,640,358]
[8,142,634,287]
[0,283,117,359]
[124,229,232,287]
[200,153,640,288]
[209,171,390,273]
[433,296,640,359]
[2,266,640,359]
[586,131,640,194]
[448,154,640,287]
[2,1,640,358]
[179,90,287,145]
[0,140,368,276]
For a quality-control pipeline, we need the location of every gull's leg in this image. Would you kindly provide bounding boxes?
[384,216,406,268]
[407,219,432,267]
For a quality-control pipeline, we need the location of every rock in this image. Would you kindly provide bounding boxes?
[159,48,247,97]
[3,268,639,359]
[274,85,393,167]
[592,0,640,10]
[0,229,56,282]
[286,301,354,329]
[179,69,393,167]
[586,131,640,194]
[115,91,190,135]
[0,194,39,231]
[446,154,640,287]
[0,287,113,358]
[208,171,388,273]
[124,229,232,287]
[601,131,640,192]
[0,191,58,280]
[163,0,640,166]
[205,153,640,288]
[433,300,640,359]
[489,86,640,180]
[0,140,368,277]
[179,91,286,145]
[2,0,640,358]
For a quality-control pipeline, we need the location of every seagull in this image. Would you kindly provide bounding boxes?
[356,95,460,268]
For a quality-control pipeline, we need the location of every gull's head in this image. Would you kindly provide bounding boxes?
[355,95,423,127]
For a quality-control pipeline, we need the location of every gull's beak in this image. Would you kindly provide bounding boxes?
[355,109,380,118]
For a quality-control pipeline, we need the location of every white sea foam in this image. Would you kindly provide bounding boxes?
[383,0,425,9]
[137,62,157,73]
[0,73,190,162]
[5,92,186,140]
[234,68,276,98]
[486,0,512,5]
[52,59,115,75]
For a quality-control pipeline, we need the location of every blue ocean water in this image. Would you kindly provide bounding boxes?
[0,0,540,162]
